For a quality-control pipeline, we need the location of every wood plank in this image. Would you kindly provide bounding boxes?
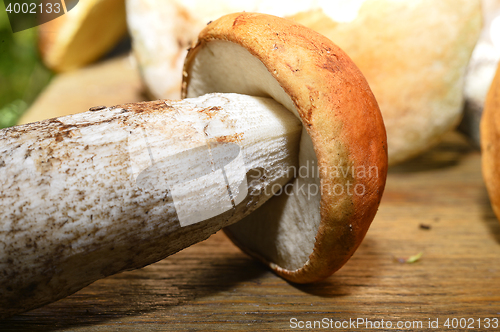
[2,132,499,330]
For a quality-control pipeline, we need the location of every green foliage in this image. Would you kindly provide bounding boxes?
[0,0,52,128]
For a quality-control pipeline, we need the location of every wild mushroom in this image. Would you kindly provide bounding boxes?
[0,13,387,318]
[183,12,388,283]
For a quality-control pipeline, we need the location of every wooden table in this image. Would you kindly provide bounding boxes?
[3,59,500,331]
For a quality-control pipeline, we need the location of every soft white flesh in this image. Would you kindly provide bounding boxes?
[0,93,302,318]
[186,41,322,271]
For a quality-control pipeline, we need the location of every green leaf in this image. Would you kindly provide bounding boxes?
[406,252,423,264]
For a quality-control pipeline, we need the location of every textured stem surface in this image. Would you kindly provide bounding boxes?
[0,93,301,318]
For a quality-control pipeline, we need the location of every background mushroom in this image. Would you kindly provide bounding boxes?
[127,0,481,165]
[0,13,387,318]
[461,0,500,147]
[38,0,127,72]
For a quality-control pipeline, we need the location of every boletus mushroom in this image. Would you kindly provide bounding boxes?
[0,13,387,318]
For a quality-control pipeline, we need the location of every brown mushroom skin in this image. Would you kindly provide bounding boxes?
[481,63,500,222]
[183,13,388,283]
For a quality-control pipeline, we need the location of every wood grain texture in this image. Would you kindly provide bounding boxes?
[1,132,499,330]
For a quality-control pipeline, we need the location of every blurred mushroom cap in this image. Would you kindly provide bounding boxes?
[38,0,127,72]
[128,0,481,165]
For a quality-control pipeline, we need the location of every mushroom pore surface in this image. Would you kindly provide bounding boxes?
[185,40,322,271]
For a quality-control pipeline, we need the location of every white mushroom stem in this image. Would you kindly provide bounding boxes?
[0,93,302,318]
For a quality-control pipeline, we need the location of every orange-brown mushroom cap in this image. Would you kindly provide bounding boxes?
[182,12,388,283]
[481,63,500,223]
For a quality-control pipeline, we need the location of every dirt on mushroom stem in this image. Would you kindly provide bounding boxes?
[0,93,302,319]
